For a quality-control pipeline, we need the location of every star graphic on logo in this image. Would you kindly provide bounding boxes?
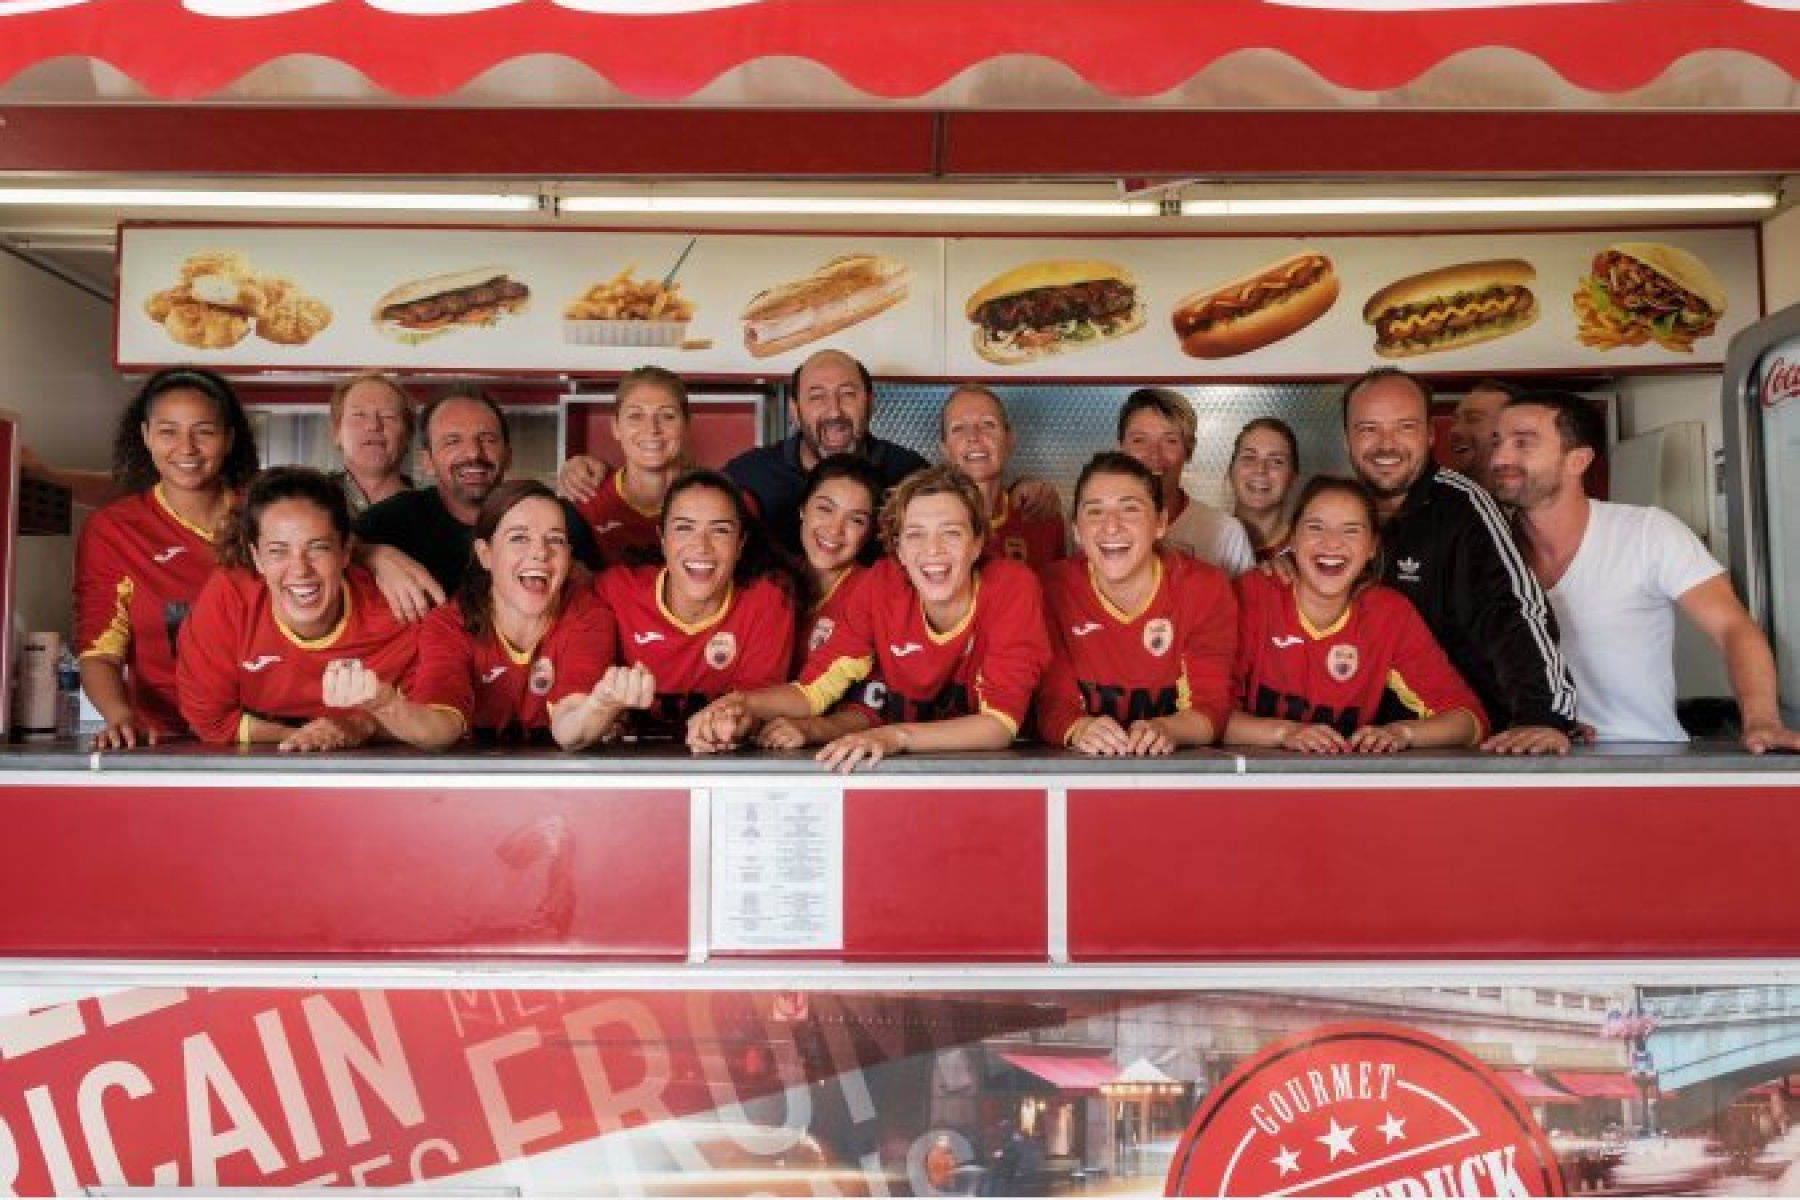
[1380,1112,1408,1144]
[1270,1145,1302,1177]
[1317,1117,1358,1161]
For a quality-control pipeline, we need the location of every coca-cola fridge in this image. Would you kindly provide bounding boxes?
[1722,300,1800,729]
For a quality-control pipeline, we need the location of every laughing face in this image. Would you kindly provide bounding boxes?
[424,396,510,522]
[790,352,871,468]
[1291,487,1377,612]
[613,382,688,476]
[897,491,983,624]
[334,379,411,483]
[475,496,571,625]
[799,475,876,576]
[1074,469,1165,594]
[250,498,352,641]
[940,388,1014,489]
[141,386,233,497]
[660,484,745,621]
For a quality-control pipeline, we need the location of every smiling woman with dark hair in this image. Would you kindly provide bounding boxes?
[74,366,262,749]
[175,466,417,752]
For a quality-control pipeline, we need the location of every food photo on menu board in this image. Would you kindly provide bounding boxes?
[1573,240,1727,354]
[738,252,912,359]
[965,258,1145,365]
[1168,249,1340,359]
[141,249,333,350]
[1360,258,1540,359]
[370,266,531,346]
[564,265,705,351]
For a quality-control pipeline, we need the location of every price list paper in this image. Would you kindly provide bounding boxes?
[710,789,844,952]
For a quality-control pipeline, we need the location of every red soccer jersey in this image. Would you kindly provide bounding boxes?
[410,585,616,743]
[596,564,795,737]
[988,491,1067,571]
[1232,570,1487,740]
[572,471,663,565]
[176,565,419,745]
[797,556,1051,734]
[73,486,222,736]
[795,565,868,677]
[1038,550,1237,746]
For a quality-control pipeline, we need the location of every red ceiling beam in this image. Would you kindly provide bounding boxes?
[0,107,1794,179]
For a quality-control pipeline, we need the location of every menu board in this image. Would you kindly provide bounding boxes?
[117,223,1760,376]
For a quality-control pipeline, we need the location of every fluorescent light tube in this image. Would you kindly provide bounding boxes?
[1182,192,1777,217]
[561,195,1158,217]
[0,188,542,213]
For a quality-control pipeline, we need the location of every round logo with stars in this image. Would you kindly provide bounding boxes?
[1166,1021,1564,1197]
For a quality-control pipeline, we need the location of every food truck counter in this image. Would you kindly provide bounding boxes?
[0,740,1792,966]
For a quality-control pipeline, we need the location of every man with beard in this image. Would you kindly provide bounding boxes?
[357,383,600,621]
[1342,367,1577,753]
[1490,391,1797,751]
[1445,378,1519,492]
[723,349,929,553]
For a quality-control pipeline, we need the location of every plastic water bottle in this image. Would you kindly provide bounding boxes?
[56,647,80,739]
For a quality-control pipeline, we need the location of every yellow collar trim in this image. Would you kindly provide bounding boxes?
[152,483,221,542]
[1087,555,1162,625]
[656,567,735,635]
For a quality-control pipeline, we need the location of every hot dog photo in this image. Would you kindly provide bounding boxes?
[1171,250,1339,359]
[372,266,530,345]
[1361,258,1538,358]
[1573,241,1726,354]
[740,253,911,359]
[966,259,1145,365]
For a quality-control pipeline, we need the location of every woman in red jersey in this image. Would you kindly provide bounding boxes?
[75,367,262,749]
[1039,452,1237,756]
[595,469,797,741]
[792,454,882,672]
[689,464,1052,773]
[175,467,417,750]
[1227,475,1486,753]
[1228,417,1300,562]
[564,365,691,562]
[323,480,647,750]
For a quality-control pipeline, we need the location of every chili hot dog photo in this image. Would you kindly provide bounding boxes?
[1171,250,1339,359]
[1362,258,1538,358]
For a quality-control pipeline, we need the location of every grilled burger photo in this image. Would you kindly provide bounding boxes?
[1574,241,1726,354]
[372,266,531,345]
[966,259,1145,365]
[1172,251,1339,359]
[1362,259,1539,359]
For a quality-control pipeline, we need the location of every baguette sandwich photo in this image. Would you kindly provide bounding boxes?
[1573,241,1726,354]
[1171,251,1339,359]
[966,259,1145,365]
[1362,259,1539,358]
[372,266,531,345]
[740,253,911,359]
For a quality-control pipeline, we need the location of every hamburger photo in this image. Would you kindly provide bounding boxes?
[373,266,530,345]
[1574,241,1726,354]
[966,260,1145,365]
[1362,259,1539,359]
[740,253,911,359]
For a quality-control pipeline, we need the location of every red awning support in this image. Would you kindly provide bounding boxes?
[1497,1069,1579,1104]
[1552,1072,1643,1101]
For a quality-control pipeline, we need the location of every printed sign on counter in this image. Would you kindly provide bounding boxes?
[710,787,843,953]
[117,223,1759,376]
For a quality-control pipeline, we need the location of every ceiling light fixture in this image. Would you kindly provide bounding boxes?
[1180,192,1779,217]
[0,188,543,213]
[559,195,1159,217]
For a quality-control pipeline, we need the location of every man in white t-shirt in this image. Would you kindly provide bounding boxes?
[1489,390,1798,751]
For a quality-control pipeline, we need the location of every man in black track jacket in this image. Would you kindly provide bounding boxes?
[1342,367,1579,754]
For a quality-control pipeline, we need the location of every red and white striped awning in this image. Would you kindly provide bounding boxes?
[1,0,1798,107]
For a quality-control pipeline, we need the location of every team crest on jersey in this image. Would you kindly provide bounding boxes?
[1328,643,1360,681]
[705,631,738,670]
[1144,618,1174,657]
[528,657,555,696]
[809,617,836,652]
[1005,536,1027,561]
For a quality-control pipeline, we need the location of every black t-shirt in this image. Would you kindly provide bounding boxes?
[355,486,601,597]
[723,434,928,553]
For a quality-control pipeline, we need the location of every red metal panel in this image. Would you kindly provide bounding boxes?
[842,787,1046,959]
[1066,785,1800,960]
[0,785,690,958]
